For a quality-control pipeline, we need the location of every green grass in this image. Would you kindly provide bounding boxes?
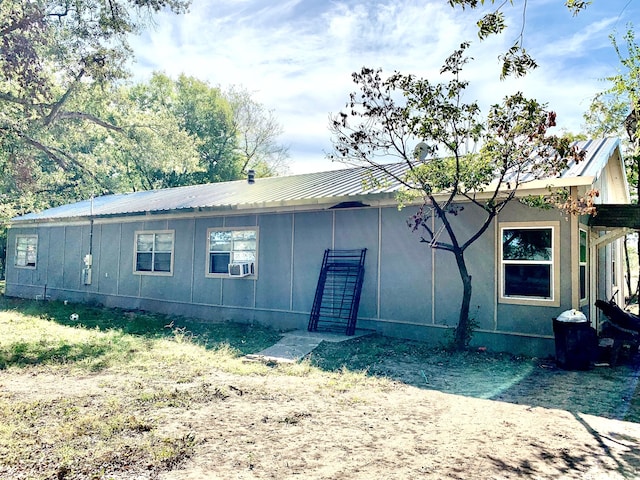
[0,296,282,372]
[0,297,639,478]
[0,297,288,479]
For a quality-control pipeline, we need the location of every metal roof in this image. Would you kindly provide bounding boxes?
[11,137,622,224]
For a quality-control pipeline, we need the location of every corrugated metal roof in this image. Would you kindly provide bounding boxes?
[13,163,409,222]
[11,138,621,224]
[560,137,621,179]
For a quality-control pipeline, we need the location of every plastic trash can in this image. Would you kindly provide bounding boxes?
[552,309,597,370]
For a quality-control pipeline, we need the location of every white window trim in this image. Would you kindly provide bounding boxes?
[205,226,258,279]
[499,221,560,307]
[133,230,175,276]
[15,234,38,269]
[579,227,588,305]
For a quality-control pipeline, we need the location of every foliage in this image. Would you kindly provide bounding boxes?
[329,44,588,350]
[447,0,591,78]
[584,28,639,202]
[227,85,290,176]
[126,72,241,186]
[0,0,189,186]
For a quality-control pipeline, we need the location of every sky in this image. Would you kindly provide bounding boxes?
[128,0,640,174]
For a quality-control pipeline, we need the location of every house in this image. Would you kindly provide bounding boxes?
[4,138,634,357]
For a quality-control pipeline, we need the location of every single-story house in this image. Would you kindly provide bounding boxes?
[5,138,635,356]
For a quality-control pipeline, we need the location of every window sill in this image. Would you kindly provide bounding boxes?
[499,296,560,307]
[134,271,174,277]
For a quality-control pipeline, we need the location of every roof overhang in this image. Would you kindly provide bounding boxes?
[588,204,640,230]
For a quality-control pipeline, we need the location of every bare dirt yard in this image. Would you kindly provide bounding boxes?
[1,301,640,479]
[4,350,640,480]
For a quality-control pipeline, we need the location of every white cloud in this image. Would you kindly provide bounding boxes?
[129,0,640,174]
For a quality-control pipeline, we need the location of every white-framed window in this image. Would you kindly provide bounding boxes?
[134,230,174,275]
[499,222,559,306]
[206,227,258,277]
[579,228,588,302]
[611,241,617,287]
[15,235,38,268]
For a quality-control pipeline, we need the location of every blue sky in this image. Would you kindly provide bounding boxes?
[129,0,640,174]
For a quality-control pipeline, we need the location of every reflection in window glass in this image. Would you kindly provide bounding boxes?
[501,226,553,300]
[135,231,173,274]
[579,229,588,301]
[502,229,551,261]
[15,235,38,268]
[208,228,258,275]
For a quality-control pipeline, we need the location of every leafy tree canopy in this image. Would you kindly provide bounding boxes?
[330,43,589,350]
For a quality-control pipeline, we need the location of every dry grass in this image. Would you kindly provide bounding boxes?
[1,297,639,479]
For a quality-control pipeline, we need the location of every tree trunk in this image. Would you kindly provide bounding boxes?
[453,248,473,350]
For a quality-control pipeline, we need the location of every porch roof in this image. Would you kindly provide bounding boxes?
[589,204,640,230]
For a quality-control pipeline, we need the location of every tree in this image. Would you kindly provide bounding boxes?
[126,73,240,186]
[583,27,640,303]
[0,0,189,189]
[448,0,590,78]
[329,44,588,350]
[226,86,290,177]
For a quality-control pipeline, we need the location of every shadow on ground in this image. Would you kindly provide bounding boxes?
[308,333,640,424]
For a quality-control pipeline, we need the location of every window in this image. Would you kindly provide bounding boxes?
[500,223,559,305]
[579,229,588,301]
[134,231,174,275]
[611,241,617,287]
[15,235,37,268]
[207,227,257,276]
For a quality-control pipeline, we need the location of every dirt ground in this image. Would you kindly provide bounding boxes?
[4,350,640,479]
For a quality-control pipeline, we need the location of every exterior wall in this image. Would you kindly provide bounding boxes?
[6,200,583,357]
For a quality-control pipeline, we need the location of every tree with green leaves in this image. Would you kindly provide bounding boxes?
[126,73,241,186]
[329,44,588,350]
[0,0,190,186]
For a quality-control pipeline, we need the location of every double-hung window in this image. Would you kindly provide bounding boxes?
[500,223,559,305]
[15,235,38,268]
[207,227,258,277]
[134,231,174,275]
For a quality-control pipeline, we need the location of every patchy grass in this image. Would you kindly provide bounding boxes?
[0,298,287,479]
[0,298,639,479]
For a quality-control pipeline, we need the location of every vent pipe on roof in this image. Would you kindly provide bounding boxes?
[247,169,255,184]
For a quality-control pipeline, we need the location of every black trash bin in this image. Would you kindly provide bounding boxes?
[553,310,597,370]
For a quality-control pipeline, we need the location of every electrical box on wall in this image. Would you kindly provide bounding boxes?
[82,254,93,285]
[82,267,92,285]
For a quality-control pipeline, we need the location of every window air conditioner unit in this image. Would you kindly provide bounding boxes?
[228,262,253,277]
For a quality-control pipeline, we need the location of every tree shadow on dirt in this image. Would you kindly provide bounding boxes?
[309,333,640,423]
[482,412,640,479]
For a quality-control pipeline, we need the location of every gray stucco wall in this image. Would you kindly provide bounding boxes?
[6,201,577,356]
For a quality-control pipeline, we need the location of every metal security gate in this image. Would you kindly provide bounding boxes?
[308,249,367,336]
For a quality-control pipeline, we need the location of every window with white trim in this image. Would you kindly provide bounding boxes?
[134,231,174,275]
[207,227,257,276]
[500,224,557,303]
[579,229,588,301]
[611,241,617,287]
[15,235,37,268]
